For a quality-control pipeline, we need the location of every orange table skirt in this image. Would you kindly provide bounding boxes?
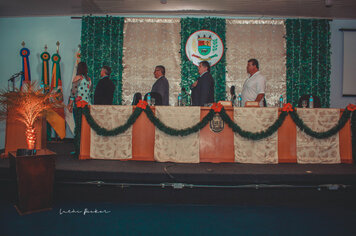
[79,107,353,164]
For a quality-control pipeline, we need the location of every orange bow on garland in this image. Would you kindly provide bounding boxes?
[211,103,223,113]
[76,100,88,108]
[136,100,148,110]
[282,103,293,112]
[347,104,356,111]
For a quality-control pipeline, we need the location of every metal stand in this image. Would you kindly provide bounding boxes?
[8,71,23,91]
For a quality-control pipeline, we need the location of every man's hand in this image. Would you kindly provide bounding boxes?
[191,81,198,88]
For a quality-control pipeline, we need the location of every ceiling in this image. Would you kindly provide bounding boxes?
[1,0,356,19]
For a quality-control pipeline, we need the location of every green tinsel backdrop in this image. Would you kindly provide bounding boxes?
[285,19,331,107]
[81,16,124,105]
[180,18,227,102]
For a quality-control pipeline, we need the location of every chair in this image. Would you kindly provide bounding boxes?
[132,93,142,105]
[263,97,267,107]
[144,92,163,105]
[245,97,267,107]
[297,94,321,108]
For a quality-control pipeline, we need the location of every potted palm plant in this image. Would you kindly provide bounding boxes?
[0,82,62,214]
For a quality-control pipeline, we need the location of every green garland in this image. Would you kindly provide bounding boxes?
[82,105,215,137]
[219,109,288,140]
[285,19,331,107]
[180,18,227,102]
[290,109,351,139]
[144,106,215,136]
[81,16,125,105]
[79,105,353,142]
[82,106,142,136]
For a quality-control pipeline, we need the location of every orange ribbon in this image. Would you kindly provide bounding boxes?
[211,103,223,113]
[282,103,293,112]
[136,100,148,110]
[347,104,356,111]
[76,100,88,108]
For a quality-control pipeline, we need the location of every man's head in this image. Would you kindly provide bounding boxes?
[247,59,259,75]
[101,65,111,77]
[154,65,165,79]
[198,61,210,75]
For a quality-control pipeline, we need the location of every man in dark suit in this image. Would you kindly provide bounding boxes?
[151,65,169,105]
[94,65,115,105]
[191,61,215,106]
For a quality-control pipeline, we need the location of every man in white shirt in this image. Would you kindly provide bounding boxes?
[241,59,266,107]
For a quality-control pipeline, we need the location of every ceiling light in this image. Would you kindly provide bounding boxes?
[325,0,333,7]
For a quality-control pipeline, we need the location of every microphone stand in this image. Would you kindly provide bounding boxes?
[8,71,23,91]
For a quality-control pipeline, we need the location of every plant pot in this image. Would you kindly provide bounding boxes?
[9,149,56,215]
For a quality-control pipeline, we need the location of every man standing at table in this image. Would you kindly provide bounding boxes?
[241,59,266,107]
[94,65,115,105]
[151,65,169,105]
[191,61,215,106]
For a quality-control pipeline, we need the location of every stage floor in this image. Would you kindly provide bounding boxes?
[1,139,356,187]
[1,139,356,206]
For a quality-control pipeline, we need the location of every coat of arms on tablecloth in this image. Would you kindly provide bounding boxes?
[210,113,224,133]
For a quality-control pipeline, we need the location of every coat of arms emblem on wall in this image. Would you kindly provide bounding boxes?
[185,29,224,67]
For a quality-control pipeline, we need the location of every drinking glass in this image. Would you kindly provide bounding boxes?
[302,100,307,108]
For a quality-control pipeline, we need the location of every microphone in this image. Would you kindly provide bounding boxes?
[230,86,236,101]
[230,86,235,96]
[8,71,24,81]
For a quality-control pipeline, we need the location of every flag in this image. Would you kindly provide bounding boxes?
[20,47,31,89]
[40,51,51,93]
[46,53,66,139]
[64,48,81,134]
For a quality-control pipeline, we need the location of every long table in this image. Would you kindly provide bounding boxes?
[79,106,352,164]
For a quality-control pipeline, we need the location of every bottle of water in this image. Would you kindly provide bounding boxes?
[178,93,182,106]
[187,90,191,106]
[147,93,151,106]
[238,94,242,107]
[309,95,314,108]
[279,95,284,108]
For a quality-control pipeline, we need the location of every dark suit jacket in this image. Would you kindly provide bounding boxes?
[151,76,169,105]
[191,72,215,106]
[94,76,115,105]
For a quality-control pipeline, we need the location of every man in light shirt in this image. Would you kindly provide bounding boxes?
[241,59,266,107]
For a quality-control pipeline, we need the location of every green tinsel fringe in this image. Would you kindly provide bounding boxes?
[285,19,331,107]
[81,16,125,105]
[180,18,227,102]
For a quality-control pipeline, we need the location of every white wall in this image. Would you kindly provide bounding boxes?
[330,20,356,108]
[0,17,81,148]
